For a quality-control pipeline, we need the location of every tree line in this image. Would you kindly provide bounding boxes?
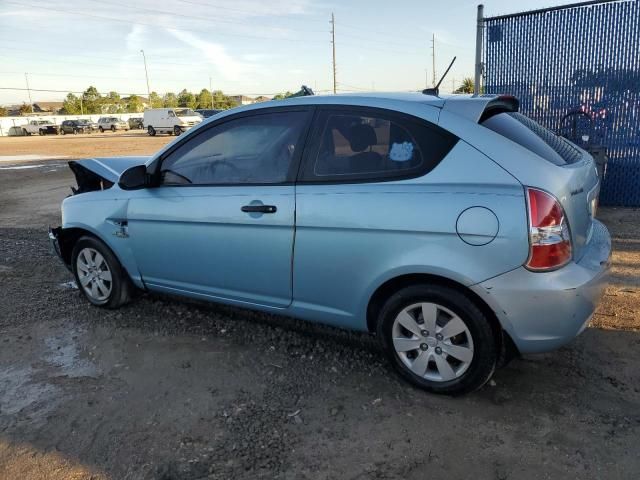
[60,86,242,115]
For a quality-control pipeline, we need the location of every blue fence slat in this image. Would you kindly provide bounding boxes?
[484,0,640,206]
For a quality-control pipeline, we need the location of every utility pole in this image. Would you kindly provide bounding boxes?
[140,49,151,103]
[209,76,214,109]
[431,34,436,87]
[24,73,33,113]
[474,4,484,95]
[330,13,337,94]
[80,95,84,115]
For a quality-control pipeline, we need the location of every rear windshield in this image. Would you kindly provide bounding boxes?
[482,112,583,165]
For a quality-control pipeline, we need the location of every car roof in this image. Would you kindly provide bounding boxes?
[210,92,518,124]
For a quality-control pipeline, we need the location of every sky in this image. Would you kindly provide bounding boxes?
[0,0,580,105]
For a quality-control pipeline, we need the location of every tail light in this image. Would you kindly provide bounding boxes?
[525,187,572,271]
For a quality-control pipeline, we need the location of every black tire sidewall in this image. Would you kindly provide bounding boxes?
[377,284,496,395]
[71,236,129,309]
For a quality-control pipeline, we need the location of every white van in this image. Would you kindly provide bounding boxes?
[143,108,203,136]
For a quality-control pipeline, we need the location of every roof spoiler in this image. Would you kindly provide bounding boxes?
[478,95,519,122]
[441,94,520,123]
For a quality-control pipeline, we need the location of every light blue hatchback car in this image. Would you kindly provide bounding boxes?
[50,92,611,394]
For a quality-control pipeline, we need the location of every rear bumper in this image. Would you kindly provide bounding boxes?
[471,220,611,354]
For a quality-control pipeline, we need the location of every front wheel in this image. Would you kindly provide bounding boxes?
[39,129,45,136]
[72,236,132,308]
[173,125,182,136]
[99,126,104,133]
[111,125,116,132]
[147,126,156,136]
[377,284,497,395]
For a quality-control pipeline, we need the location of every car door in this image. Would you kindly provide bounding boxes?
[127,107,314,308]
[293,106,458,329]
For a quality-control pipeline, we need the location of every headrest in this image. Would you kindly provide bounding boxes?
[348,124,377,152]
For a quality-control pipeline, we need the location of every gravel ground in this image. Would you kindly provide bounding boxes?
[0,151,639,479]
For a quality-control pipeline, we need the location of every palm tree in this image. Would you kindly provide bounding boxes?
[455,78,475,94]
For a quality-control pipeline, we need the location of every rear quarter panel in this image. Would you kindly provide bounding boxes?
[439,110,598,260]
[291,141,529,331]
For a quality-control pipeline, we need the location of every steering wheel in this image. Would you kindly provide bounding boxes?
[211,160,243,175]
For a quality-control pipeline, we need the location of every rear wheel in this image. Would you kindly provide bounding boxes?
[377,284,497,395]
[147,126,156,136]
[60,129,66,135]
[111,125,116,132]
[39,129,45,136]
[99,126,104,133]
[71,236,132,308]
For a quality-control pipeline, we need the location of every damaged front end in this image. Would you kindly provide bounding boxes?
[48,226,73,270]
[49,156,151,268]
[67,156,150,195]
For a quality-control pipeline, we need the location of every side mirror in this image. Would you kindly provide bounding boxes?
[118,165,150,190]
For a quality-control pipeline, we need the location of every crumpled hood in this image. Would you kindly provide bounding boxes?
[69,156,151,183]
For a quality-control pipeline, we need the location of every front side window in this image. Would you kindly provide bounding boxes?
[303,109,457,182]
[160,110,309,185]
[175,108,196,117]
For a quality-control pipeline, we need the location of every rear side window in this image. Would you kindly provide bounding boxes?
[482,112,582,165]
[302,108,457,182]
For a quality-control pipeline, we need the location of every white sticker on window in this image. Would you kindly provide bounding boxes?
[389,142,414,162]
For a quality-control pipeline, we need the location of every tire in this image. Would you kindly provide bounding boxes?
[39,129,44,136]
[60,129,66,135]
[74,129,79,135]
[147,126,156,136]
[376,284,497,395]
[71,236,132,309]
[22,129,28,136]
[111,125,116,132]
[173,125,182,136]
[99,126,104,133]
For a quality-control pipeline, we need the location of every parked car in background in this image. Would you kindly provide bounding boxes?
[50,92,611,395]
[143,108,202,136]
[128,117,144,130]
[22,119,59,136]
[97,117,129,133]
[195,109,222,118]
[60,119,97,135]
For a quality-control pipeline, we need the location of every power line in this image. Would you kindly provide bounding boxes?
[173,0,328,24]
[0,40,218,68]
[90,0,327,34]
[4,1,328,45]
[0,86,335,97]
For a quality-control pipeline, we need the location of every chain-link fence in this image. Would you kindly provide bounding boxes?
[484,0,640,206]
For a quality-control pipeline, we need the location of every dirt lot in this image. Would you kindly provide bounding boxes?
[0,131,172,159]
[0,135,639,479]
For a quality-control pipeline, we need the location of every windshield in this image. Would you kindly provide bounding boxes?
[174,108,196,117]
[77,120,89,124]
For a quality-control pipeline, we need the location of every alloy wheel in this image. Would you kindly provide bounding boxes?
[392,302,474,382]
[76,247,113,302]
